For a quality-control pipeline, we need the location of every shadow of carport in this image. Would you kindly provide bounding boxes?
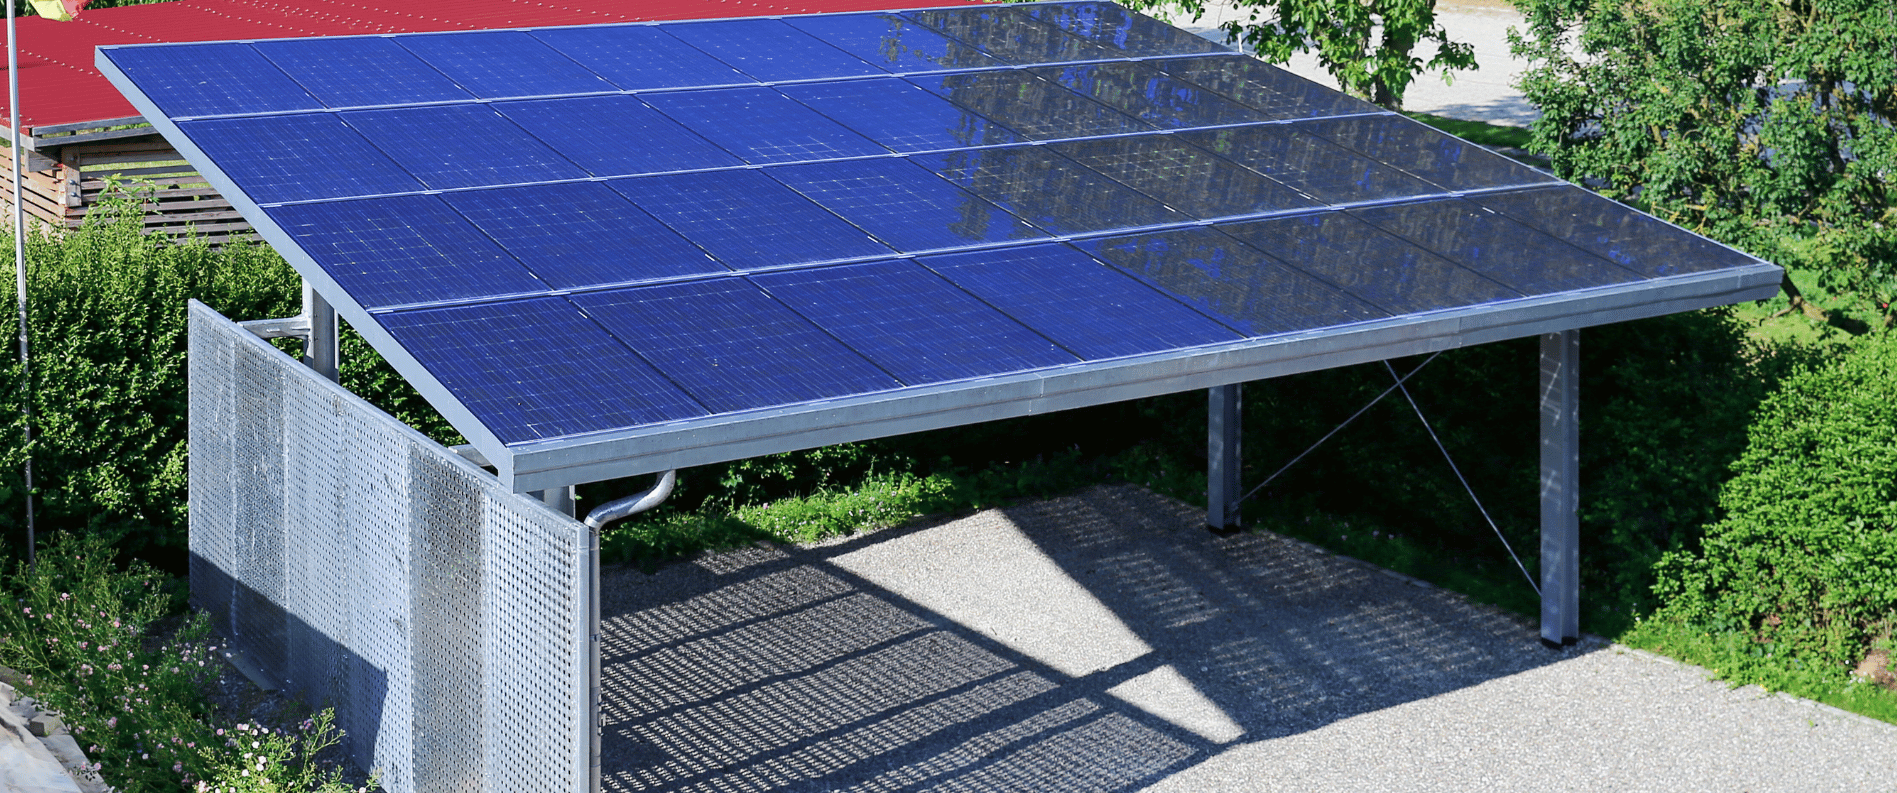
[596,484,1576,792]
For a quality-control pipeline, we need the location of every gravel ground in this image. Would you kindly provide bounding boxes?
[595,484,1897,792]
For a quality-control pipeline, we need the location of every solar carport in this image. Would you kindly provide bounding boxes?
[98,3,1782,790]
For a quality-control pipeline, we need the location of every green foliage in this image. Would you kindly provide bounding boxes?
[1651,331,1897,673]
[0,532,370,791]
[0,187,299,569]
[1125,0,1475,108]
[1512,0,1897,307]
[1623,613,1897,725]
[191,713,371,793]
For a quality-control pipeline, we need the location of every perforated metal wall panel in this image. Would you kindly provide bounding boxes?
[189,303,588,793]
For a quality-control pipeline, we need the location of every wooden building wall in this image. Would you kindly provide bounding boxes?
[0,128,252,244]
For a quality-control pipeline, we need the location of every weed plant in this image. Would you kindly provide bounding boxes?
[0,531,373,790]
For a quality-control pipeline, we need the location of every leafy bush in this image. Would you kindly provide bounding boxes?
[1650,331,1897,671]
[0,531,370,791]
[1512,0,1897,310]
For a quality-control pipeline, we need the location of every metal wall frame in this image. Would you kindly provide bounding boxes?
[188,300,590,793]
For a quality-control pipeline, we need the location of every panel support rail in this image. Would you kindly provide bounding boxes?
[237,278,339,382]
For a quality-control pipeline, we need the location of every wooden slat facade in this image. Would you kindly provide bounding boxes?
[1,128,251,245]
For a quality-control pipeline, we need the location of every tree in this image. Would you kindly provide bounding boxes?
[1125,0,1476,110]
[1511,0,1897,318]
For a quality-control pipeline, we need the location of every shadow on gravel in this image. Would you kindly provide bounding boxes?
[597,484,1591,792]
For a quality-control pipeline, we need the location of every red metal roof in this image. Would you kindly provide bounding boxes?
[5,0,973,134]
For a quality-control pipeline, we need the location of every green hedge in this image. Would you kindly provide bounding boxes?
[1652,331,1897,669]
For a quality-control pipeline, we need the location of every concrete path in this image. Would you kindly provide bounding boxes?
[1165,0,1541,126]
[597,485,1897,792]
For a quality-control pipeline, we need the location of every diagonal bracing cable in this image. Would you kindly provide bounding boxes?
[1382,360,1540,596]
[1235,352,1442,507]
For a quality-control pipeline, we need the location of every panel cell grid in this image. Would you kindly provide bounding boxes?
[1473,185,1760,277]
[610,169,892,269]
[908,145,1188,236]
[1302,114,1553,192]
[341,104,588,190]
[919,243,1239,360]
[1180,124,1444,206]
[1218,212,1521,314]
[267,194,546,310]
[1158,55,1380,120]
[396,30,618,99]
[753,260,1077,384]
[1014,1,1232,57]
[530,25,754,91]
[572,280,902,413]
[1050,133,1318,219]
[1028,61,1262,129]
[904,6,1119,65]
[254,36,473,108]
[642,87,889,164]
[178,113,423,204]
[1080,226,1387,336]
[442,181,726,290]
[787,13,1005,73]
[779,78,1023,153]
[910,69,1154,141]
[662,18,886,82]
[493,95,743,177]
[1350,197,1643,295]
[770,157,1045,251]
[104,42,321,118]
[376,297,708,443]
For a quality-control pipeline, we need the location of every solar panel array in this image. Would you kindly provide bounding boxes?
[100,1,1774,458]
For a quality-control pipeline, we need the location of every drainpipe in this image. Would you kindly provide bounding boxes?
[580,469,676,792]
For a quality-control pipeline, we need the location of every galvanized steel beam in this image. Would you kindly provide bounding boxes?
[1539,330,1581,646]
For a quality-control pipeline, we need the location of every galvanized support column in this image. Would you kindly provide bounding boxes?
[300,281,338,382]
[1207,383,1242,533]
[586,519,601,792]
[1539,330,1580,647]
[535,485,576,518]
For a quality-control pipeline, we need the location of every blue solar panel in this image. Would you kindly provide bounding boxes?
[907,145,1188,235]
[904,6,1118,65]
[340,104,588,190]
[529,25,754,90]
[101,43,319,117]
[1029,61,1262,129]
[1049,133,1319,219]
[753,260,1076,384]
[396,30,618,99]
[177,114,423,205]
[252,37,473,108]
[1079,226,1387,336]
[572,280,901,413]
[779,78,1024,152]
[376,297,707,444]
[769,158,1045,251]
[641,87,888,164]
[610,169,891,269]
[1303,114,1552,192]
[1013,2,1231,57]
[910,70,1155,141]
[1158,56,1380,120]
[1352,198,1642,295]
[267,195,546,310]
[662,18,885,82]
[1217,213,1520,314]
[1473,186,1758,278]
[1180,124,1443,205]
[786,13,1004,72]
[919,243,1238,360]
[441,181,726,290]
[493,95,742,177]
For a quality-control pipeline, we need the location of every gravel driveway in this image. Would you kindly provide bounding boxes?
[596,484,1897,792]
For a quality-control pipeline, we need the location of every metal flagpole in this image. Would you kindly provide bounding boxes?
[7,0,33,570]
